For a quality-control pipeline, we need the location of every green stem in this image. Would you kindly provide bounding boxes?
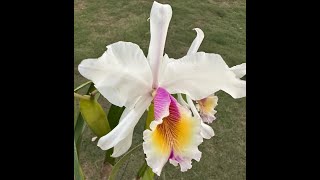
[90,89,99,96]
[74,81,92,92]
[74,92,91,100]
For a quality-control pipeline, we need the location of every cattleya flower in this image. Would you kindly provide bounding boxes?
[196,94,219,123]
[177,28,246,130]
[78,1,246,176]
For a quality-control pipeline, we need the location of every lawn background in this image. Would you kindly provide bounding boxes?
[74,0,246,179]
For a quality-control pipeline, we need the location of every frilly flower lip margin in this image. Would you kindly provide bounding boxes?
[78,1,246,176]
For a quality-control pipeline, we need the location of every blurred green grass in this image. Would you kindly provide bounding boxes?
[74,0,246,179]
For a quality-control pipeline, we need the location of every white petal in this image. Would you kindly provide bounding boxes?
[172,124,203,172]
[159,52,246,99]
[97,95,152,151]
[174,28,203,112]
[111,107,134,157]
[169,159,179,166]
[147,1,172,88]
[230,63,246,78]
[111,130,133,157]
[187,28,204,55]
[78,41,153,107]
[143,129,170,176]
[200,121,215,139]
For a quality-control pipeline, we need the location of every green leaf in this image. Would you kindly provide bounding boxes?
[74,83,94,134]
[74,113,86,153]
[74,141,85,180]
[74,99,79,129]
[142,167,154,180]
[137,161,148,178]
[136,161,154,180]
[75,83,116,167]
[107,104,125,130]
[74,83,97,152]
[108,143,142,180]
[104,148,115,165]
[145,103,154,129]
[80,98,111,137]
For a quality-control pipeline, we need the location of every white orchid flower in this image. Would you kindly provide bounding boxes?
[78,1,246,176]
[175,28,246,140]
[195,95,219,123]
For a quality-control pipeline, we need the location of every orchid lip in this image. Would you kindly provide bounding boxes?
[143,87,203,175]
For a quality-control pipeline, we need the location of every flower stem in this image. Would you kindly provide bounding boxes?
[186,95,201,119]
[74,92,91,100]
[74,81,92,92]
[90,89,99,96]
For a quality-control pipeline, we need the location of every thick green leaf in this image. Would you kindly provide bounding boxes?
[105,148,115,165]
[74,141,85,180]
[145,103,154,130]
[74,113,86,153]
[108,143,142,180]
[107,104,125,130]
[137,161,148,178]
[74,100,78,129]
[80,98,111,137]
[142,167,154,180]
[74,83,116,178]
[74,83,94,134]
[75,83,116,167]
[136,161,154,180]
[74,83,99,152]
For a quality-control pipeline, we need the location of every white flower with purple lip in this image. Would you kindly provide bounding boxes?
[78,1,246,176]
